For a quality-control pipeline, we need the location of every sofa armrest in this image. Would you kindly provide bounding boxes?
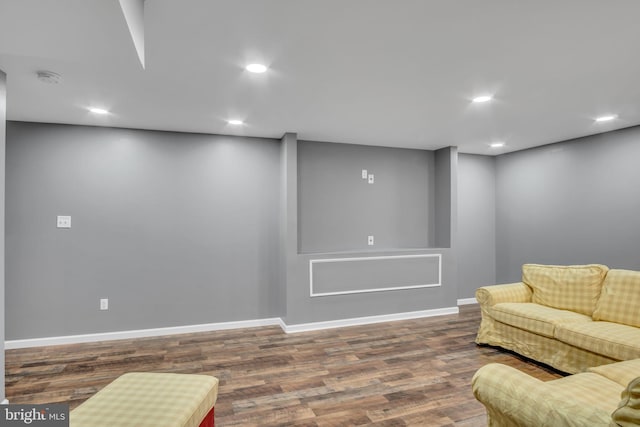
[476,282,532,307]
[472,363,611,427]
[475,283,533,345]
[611,376,640,427]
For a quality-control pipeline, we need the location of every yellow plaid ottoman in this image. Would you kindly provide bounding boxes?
[70,373,219,427]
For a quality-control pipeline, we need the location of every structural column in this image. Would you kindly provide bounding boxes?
[1,69,7,403]
[279,132,298,323]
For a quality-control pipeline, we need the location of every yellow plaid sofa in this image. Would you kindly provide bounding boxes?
[472,358,640,427]
[476,264,640,374]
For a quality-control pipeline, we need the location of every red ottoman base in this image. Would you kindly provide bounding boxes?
[199,407,215,427]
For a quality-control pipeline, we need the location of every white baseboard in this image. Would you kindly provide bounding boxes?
[1,399,8,405]
[457,297,478,305]
[5,307,461,349]
[282,306,459,334]
[4,318,282,349]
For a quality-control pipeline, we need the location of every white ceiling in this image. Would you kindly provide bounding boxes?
[1,0,639,154]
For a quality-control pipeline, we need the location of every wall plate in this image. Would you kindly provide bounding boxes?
[57,215,71,228]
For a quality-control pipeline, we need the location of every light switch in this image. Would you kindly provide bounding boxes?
[368,174,374,184]
[362,169,368,179]
[368,235,374,245]
[57,216,71,228]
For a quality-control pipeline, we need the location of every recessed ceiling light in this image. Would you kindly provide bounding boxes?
[472,95,493,103]
[227,119,244,125]
[88,107,109,115]
[245,63,267,73]
[595,114,617,122]
[489,142,505,148]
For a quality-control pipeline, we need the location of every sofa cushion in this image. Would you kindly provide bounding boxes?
[522,263,609,315]
[588,359,640,387]
[556,321,640,361]
[70,372,219,427]
[593,269,640,328]
[611,376,640,427]
[491,302,592,338]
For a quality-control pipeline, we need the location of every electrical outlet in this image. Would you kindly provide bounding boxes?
[57,216,71,228]
[368,235,374,246]
[362,169,368,179]
[368,174,374,184]
[100,298,109,310]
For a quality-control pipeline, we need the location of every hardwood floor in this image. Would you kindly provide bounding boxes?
[5,305,563,426]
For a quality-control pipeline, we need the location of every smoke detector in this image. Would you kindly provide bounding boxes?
[36,70,61,84]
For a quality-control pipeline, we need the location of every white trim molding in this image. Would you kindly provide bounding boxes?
[5,306,462,348]
[309,253,442,297]
[5,318,282,349]
[282,306,458,334]
[1,399,8,405]
[457,297,478,305]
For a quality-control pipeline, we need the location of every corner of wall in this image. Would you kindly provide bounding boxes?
[433,146,458,248]
[279,132,298,322]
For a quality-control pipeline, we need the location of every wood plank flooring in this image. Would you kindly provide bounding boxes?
[5,305,563,426]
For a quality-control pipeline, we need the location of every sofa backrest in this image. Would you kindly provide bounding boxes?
[522,264,609,315]
[593,269,640,328]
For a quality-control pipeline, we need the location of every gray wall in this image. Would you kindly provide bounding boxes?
[457,154,496,298]
[286,248,458,325]
[285,136,459,325]
[496,126,640,282]
[1,70,6,400]
[311,255,441,295]
[298,140,433,253]
[6,123,460,339]
[6,122,281,339]
[9,118,639,342]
